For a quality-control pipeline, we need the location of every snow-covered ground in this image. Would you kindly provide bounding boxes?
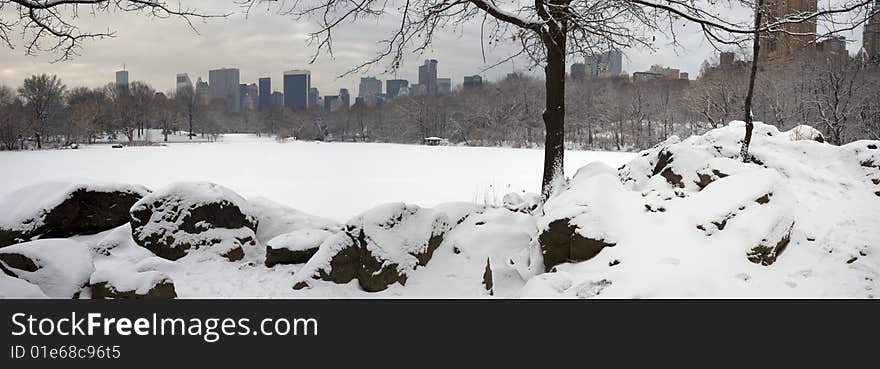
[0,135,634,221]
[2,124,878,299]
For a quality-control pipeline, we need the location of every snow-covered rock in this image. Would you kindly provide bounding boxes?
[502,192,540,213]
[293,203,452,292]
[523,121,880,298]
[90,270,177,299]
[0,239,94,298]
[248,197,341,245]
[265,229,334,267]
[0,181,149,247]
[0,273,48,298]
[129,182,259,261]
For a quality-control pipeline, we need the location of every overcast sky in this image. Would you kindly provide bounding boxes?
[0,1,870,95]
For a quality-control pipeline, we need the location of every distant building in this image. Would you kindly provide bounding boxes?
[115,70,129,95]
[271,91,284,107]
[817,36,848,61]
[175,73,192,96]
[339,88,350,110]
[154,92,167,99]
[323,95,339,112]
[632,72,665,82]
[195,77,209,105]
[679,72,689,80]
[437,78,452,94]
[386,79,409,99]
[585,49,623,77]
[649,65,682,79]
[719,52,736,68]
[258,77,271,110]
[760,0,817,61]
[208,68,241,113]
[570,63,586,80]
[358,77,382,105]
[308,87,320,109]
[283,70,310,109]
[240,83,258,111]
[418,59,438,95]
[463,75,483,88]
[865,0,880,62]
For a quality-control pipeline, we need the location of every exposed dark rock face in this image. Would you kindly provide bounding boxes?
[482,258,494,296]
[0,187,147,248]
[539,219,615,272]
[129,183,258,261]
[296,204,451,292]
[266,247,319,267]
[747,223,793,266]
[91,279,177,299]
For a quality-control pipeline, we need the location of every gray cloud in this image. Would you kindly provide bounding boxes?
[0,1,869,94]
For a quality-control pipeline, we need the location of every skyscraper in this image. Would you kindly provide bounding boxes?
[386,79,409,99]
[418,59,438,95]
[585,50,622,78]
[437,78,451,94]
[208,68,241,113]
[570,63,586,80]
[308,87,320,109]
[195,77,209,105]
[283,70,310,109]
[339,88,350,110]
[463,75,483,88]
[864,0,880,62]
[271,92,284,107]
[760,0,818,61]
[358,77,382,105]
[115,70,129,95]
[175,73,192,96]
[258,77,271,110]
[323,95,338,112]
[240,83,258,111]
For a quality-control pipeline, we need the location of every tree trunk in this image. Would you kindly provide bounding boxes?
[540,30,567,200]
[741,0,763,161]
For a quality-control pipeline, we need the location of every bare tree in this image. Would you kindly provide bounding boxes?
[18,74,65,149]
[0,0,225,61]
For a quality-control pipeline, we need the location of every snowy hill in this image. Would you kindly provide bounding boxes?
[0,121,877,298]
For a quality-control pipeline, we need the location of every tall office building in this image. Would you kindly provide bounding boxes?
[437,78,452,94]
[570,64,586,80]
[271,92,284,107]
[585,49,623,78]
[358,77,382,105]
[115,70,129,95]
[323,95,339,112]
[308,87,320,109]
[283,70,310,109]
[864,0,880,62]
[258,78,271,110]
[240,83,258,111]
[208,68,241,113]
[339,88,350,110]
[195,77,209,105]
[463,75,483,88]
[175,73,193,95]
[760,0,817,61]
[386,79,409,99]
[418,59,438,95]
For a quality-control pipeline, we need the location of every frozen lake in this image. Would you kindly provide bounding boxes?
[0,134,635,221]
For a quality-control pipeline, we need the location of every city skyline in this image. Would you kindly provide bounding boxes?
[0,1,873,93]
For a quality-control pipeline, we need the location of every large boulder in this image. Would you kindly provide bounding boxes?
[537,163,636,272]
[129,182,259,261]
[293,203,452,292]
[265,229,334,267]
[89,270,177,299]
[248,197,341,245]
[0,181,149,247]
[0,239,94,298]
